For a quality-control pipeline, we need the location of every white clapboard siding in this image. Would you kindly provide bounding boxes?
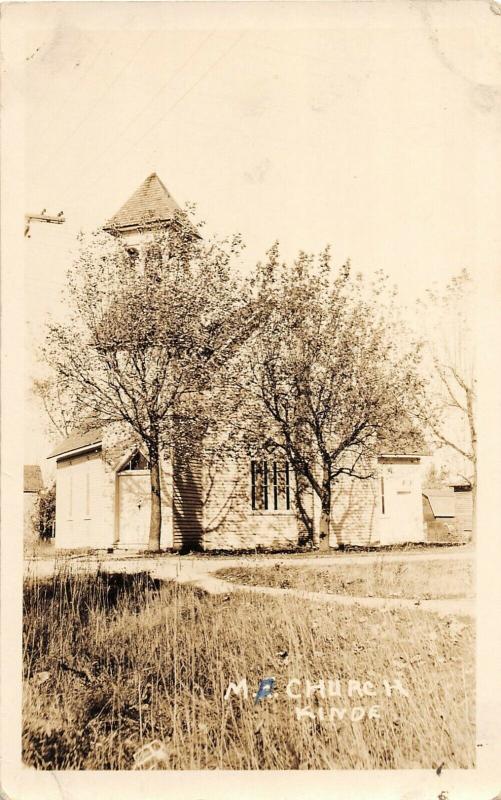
[55,451,106,549]
[172,453,204,551]
[454,490,473,535]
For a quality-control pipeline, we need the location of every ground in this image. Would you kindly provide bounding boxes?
[216,557,474,601]
[22,546,475,770]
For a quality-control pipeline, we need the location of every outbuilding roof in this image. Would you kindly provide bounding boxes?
[24,465,43,493]
[422,488,455,518]
[103,173,182,232]
[448,475,473,489]
[48,428,103,460]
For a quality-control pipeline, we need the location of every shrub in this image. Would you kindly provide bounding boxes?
[32,484,56,540]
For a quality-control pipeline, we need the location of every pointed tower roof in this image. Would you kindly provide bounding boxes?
[104,173,182,233]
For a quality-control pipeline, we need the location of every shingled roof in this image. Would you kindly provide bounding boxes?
[103,173,183,233]
[48,428,103,460]
[422,489,455,518]
[24,465,43,493]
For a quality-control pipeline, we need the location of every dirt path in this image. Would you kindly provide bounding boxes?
[182,551,474,617]
[24,547,474,618]
[184,571,474,618]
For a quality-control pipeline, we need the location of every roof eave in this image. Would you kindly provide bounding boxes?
[103,218,174,234]
[103,219,202,239]
[48,442,102,462]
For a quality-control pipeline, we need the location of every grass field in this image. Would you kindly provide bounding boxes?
[216,558,474,601]
[23,568,475,770]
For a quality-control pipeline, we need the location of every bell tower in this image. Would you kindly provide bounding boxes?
[103,172,198,272]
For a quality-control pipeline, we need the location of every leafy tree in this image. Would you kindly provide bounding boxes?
[417,269,476,539]
[32,376,76,441]
[42,213,251,551]
[32,483,56,540]
[231,244,426,548]
[424,463,451,489]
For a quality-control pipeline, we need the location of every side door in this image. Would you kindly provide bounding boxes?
[379,463,422,544]
[118,473,151,546]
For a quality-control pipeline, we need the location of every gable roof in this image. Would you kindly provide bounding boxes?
[48,428,103,460]
[422,488,455,518]
[24,465,43,493]
[448,475,473,489]
[103,173,182,233]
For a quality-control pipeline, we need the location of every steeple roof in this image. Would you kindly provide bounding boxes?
[104,173,182,233]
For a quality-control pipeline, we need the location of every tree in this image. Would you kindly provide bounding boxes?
[231,244,426,549]
[42,214,251,551]
[32,483,56,540]
[417,269,476,539]
[424,463,451,489]
[32,376,76,441]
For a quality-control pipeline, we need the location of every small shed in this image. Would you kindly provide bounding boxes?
[448,477,473,537]
[423,486,468,542]
[24,465,43,549]
[422,487,459,542]
[422,488,455,519]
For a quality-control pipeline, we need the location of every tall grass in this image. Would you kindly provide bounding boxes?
[216,559,474,600]
[23,568,474,769]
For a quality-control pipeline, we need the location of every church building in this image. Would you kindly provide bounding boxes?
[49,174,426,552]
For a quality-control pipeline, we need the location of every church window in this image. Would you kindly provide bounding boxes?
[120,450,149,471]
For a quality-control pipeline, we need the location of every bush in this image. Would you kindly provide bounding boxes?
[32,484,56,540]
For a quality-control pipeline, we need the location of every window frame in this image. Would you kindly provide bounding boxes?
[119,450,150,473]
[250,459,293,515]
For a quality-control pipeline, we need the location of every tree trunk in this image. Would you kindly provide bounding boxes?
[294,474,314,547]
[148,452,162,552]
[318,466,332,552]
[470,460,477,546]
[466,387,476,545]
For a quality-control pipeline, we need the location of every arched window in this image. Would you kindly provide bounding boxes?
[126,247,139,266]
[120,450,149,471]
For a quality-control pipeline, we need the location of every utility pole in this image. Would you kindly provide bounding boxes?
[25,210,65,238]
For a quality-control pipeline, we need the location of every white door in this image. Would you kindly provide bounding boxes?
[118,473,151,546]
[379,464,423,544]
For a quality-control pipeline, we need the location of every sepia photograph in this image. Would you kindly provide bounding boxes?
[1,2,500,798]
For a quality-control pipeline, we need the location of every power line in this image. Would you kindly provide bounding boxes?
[77,32,246,206]
[57,30,216,201]
[36,30,155,178]
[31,35,113,147]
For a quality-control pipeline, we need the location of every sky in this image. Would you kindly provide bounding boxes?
[15,1,500,472]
